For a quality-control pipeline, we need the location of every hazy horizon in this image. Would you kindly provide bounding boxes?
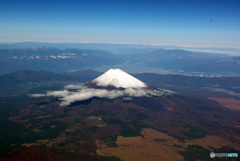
[1,0,239,49]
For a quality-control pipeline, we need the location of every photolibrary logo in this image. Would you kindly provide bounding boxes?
[210,152,238,158]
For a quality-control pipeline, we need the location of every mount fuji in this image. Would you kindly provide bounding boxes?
[86,69,149,89]
[30,68,173,106]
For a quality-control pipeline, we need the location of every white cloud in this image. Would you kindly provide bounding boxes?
[46,90,71,97]
[30,84,174,106]
[29,94,46,97]
[64,84,85,90]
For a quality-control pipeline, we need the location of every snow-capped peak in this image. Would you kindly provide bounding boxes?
[89,69,148,88]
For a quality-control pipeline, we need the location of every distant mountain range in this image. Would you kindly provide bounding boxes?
[0,43,240,76]
[1,42,240,54]
[0,47,123,75]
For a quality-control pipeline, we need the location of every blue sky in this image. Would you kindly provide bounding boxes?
[0,0,239,48]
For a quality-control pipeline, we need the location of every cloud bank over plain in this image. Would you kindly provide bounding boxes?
[30,84,174,106]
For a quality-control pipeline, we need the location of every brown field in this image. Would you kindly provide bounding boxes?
[21,139,49,147]
[209,97,240,111]
[185,135,240,151]
[98,128,185,161]
[34,114,52,119]
[33,128,42,133]
[97,128,240,161]
[95,140,110,156]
